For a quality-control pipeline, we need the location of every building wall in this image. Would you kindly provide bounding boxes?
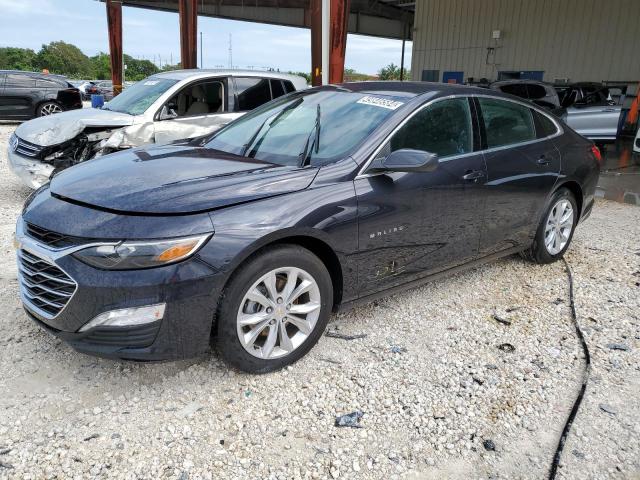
[410,0,640,84]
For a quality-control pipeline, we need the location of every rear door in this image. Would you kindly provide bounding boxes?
[476,97,561,255]
[1,72,36,118]
[355,97,487,296]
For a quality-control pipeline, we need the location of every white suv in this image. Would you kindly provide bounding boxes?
[8,70,308,188]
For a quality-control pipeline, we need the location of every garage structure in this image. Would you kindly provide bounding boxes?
[410,0,640,88]
[102,0,415,93]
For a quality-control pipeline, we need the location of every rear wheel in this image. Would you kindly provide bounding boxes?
[37,102,63,116]
[522,188,577,264]
[215,245,333,373]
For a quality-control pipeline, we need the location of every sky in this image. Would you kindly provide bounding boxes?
[0,0,412,75]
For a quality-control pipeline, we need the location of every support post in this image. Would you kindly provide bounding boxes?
[106,0,123,96]
[178,0,198,69]
[328,0,349,84]
[310,0,322,86]
[400,23,406,81]
[321,0,330,85]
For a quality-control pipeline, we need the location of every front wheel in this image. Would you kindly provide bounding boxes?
[215,245,333,373]
[522,188,578,264]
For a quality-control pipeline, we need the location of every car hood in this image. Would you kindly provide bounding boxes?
[15,108,135,147]
[49,144,319,214]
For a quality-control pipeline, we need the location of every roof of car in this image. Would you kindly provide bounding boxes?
[0,70,67,80]
[151,69,307,84]
[334,81,495,98]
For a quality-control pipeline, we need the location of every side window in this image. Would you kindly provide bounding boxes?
[478,97,535,148]
[165,80,224,118]
[526,84,547,100]
[5,73,34,88]
[235,77,272,111]
[282,80,295,93]
[533,110,559,138]
[389,98,473,158]
[499,84,528,99]
[270,79,285,99]
[36,78,62,89]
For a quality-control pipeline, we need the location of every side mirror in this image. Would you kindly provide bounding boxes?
[380,149,439,173]
[159,105,178,120]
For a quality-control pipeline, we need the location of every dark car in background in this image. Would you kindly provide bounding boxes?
[15,82,599,372]
[0,70,82,120]
[490,79,561,111]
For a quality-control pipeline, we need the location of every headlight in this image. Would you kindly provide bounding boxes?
[73,234,211,270]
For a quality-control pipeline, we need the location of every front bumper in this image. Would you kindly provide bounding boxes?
[8,148,54,189]
[15,219,223,361]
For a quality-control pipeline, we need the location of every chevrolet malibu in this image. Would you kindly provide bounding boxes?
[15,82,600,373]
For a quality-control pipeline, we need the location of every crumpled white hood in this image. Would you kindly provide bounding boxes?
[15,108,135,147]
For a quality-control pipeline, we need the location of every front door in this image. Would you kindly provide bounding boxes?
[355,97,487,296]
[475,97,561,255]
[0,72,35,119]
[154,79,240,144]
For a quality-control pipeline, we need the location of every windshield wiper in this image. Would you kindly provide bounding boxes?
[299,104,321,166]
[242,98,303,157]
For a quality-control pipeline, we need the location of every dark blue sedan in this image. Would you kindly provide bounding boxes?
[15,82,600,372]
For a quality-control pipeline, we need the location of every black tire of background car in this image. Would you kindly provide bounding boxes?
[521,188,577,264]
[215,244,333,374]
[36,101,61,117]
[548,258,591,479]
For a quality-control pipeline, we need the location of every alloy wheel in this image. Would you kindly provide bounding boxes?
[236,267,321,359]
[544,199,574,255]
[40,103,62,116]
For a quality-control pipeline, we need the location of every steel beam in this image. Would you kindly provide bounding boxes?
[329,0,350,84]
[178,0,198,69]
[309,0,322,86]
[106,0,123,96]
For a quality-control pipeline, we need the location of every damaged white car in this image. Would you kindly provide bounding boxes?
[8,69,307,188]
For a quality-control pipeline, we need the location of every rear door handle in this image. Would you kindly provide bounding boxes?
[537,155,551,165]
[462,170,484,181]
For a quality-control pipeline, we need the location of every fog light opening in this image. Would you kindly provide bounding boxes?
[79,303,166,332]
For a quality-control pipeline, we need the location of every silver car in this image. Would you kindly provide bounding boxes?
[8,69,307,188]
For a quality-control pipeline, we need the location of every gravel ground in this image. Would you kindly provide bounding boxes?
[0,123,638,480]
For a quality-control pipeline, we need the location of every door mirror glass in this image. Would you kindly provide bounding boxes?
[381,149,439,173]
[159,105,178,120]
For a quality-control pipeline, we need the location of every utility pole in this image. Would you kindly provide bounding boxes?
[200,31,203,68]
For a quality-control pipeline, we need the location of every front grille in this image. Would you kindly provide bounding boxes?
[25,222,82,249]
[14,136,44,158]
[18,249,76,317]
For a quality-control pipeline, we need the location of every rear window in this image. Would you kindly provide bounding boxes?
[533,110,558,138]
[235,77,272,111]
[499,84,528,99]
[479,97,535,148]
[283,80,295,93]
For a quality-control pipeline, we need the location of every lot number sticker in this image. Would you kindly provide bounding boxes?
[357,96,404,110]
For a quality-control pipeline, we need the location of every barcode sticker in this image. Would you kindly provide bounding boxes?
[357,96,404,110]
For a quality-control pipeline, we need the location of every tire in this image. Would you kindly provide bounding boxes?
[37,101,63,116]
[522,187,578,264]
[215,244,333,373]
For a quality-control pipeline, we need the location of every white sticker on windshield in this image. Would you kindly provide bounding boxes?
[357,96,404,110]
[143,80,159,86]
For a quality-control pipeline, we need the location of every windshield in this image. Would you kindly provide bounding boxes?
[103,78,177,115]
[206,89,405,166]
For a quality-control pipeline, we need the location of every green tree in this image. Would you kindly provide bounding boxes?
[123,54,159,81]
[378,63,410,81]
[90,53,112,79]
[0,47,38,71]
[35,41,93,78]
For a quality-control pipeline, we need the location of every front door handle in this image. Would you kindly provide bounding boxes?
[537,155,551,165]
[462,170,484,181]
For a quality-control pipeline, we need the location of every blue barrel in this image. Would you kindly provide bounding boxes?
[91,94,105,109]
